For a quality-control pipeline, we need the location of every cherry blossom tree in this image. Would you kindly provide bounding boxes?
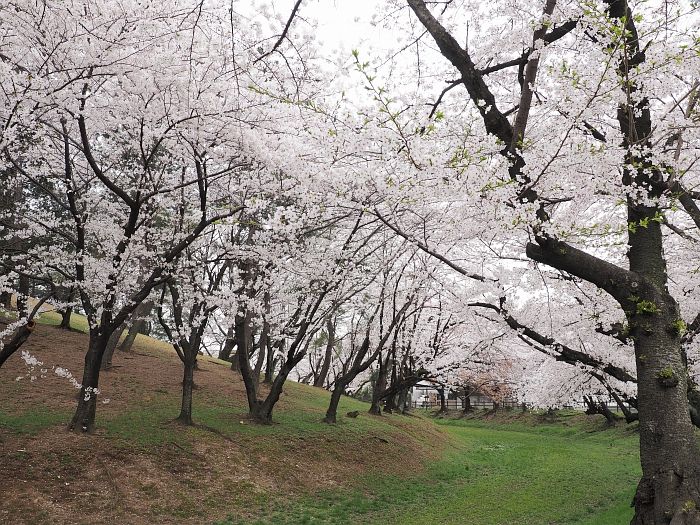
[314,0,700,521]
[0,0,321,432]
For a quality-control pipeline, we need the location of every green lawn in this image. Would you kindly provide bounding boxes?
[218,414,640,525]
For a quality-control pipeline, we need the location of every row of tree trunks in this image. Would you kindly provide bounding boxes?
[101,300,153,369]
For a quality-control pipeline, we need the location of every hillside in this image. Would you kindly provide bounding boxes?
[0,316,451,525]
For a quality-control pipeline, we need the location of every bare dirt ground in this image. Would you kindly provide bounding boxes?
[0,319,447,525]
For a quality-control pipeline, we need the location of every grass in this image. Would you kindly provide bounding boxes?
[36,310,89,332]
[0,406,73,434]
[215,411,641,525]
[1,317,643,524]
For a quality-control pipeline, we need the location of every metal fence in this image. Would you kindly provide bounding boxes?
[411,399,521,410]
[411,399,637,412]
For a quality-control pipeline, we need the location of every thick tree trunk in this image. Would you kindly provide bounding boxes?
[369,355,389,415]
[384,393,397,414]
[69,331,109,433]
[437,387,447,413]
[219,326,235,362]
[252,361,294,424]
[177,344,197,425]
[398,388,410,414]
[463,387,472,413]
[58,306,73,329]
[118,319,142,353]
[629,215,700,524]
[101,324,125,369]
[236,308,259,407]
[314,319,335,389]
[323,378,350,424]
[527,232,700,524]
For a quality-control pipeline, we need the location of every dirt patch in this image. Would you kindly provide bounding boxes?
[0,320,450,524]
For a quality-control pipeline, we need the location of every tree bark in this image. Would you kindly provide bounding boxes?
[397,388,410,414]
[100,325,125,370]
[323,377,351,424]
[463,387,472,413]
[0,320,36,368]
[176,339,198,426]
[252,353,303,424]
[369,353,389,415]
[324,336,372,424]
[264,339,279,383]
[57,287,76,330]
[119,300,153,353]
[314,318,335,389]
[69,330,110,433]
[254,291,271,379]
[437,386,447,413]
[58,306,73,329]
[118,319,142,353]
[219,326,235,362]
[0,292,9,310]
[236,304,259,406]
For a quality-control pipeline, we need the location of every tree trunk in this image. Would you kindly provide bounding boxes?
[383,355,399,414]
[398,388,409,414]
[628,215,700,524]
[606,382,638,424]
[314,319,335,388]
[219,325,235,362]
[118,300,153,353]
[323,336,373,424]
[229,345,241,372]
[252,360,294,424]
[528,227,700,525]
[16,269,29,319]
[0,320,36,368]
[254,291,271,379]
[323,377,350,424]
[584,395,618,424]
[58,287,76,330]
[236,307,259,407]
[264,339,279,383]
[437,387,447,413]
[118,319,142,353]
[177,341,197,426]
[463,387,472,413]
[69,330,110,433]
[254,320,270,380]
[369,355,389,415]
[58,306,73,329]
[0,291,10,310]
[101,325,125,370]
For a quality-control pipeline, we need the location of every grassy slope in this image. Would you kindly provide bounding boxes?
[228,412,640,525]
[0,313,642,524]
